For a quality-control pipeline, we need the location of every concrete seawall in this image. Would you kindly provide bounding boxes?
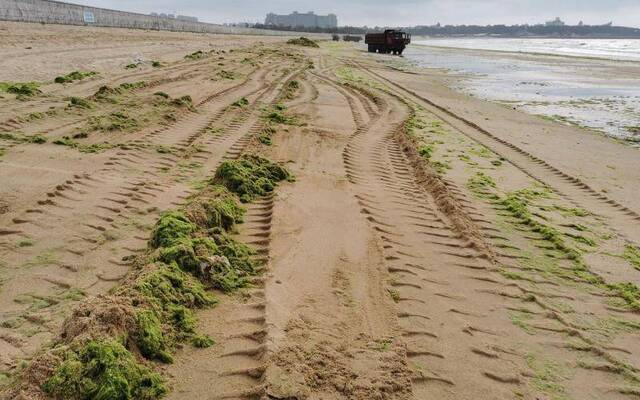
[0,0,290,35]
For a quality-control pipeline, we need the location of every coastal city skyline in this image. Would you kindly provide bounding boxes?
[66,0,640,28]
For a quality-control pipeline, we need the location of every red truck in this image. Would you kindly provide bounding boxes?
[365,29,411,55]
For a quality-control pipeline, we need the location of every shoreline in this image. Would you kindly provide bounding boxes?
[412,41,640,64]
[399,43,640,146]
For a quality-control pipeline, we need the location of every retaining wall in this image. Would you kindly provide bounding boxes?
[0,0,291,36]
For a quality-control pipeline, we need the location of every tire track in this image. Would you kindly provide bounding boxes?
[354,62,640,240]
[0,59,302,374]
[163,66,306,400]
[318,69,543,399]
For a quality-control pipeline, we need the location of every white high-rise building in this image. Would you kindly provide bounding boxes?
[265,11,337,29]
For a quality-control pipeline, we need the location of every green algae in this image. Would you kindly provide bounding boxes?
[525,353,567,400]
[55,71,98,84]
[623,245,640,271]
[432,160,451,174]
[216,70,237,80]
[509,310,535,334]
[263,105,298,125]
[191,334,214,348]
[168,304,197,338]
[187,193,245,231]
[418,144,434,159]
[0,132,47,144]
[43,339,167,400]
[170,96,195,111]
[135,310,173,364]
[185,50,205,60]
[150,211,196,248]
[92,85,123,102]
[287,37,319,48]
[404,114,428,137]
[158,237,218,274]
[259,134,273,145]
[28,156,290,399]
[69,96,93,109]
[467,172,497,193]
[88,111,138,132]
[136,263,216,310]
[119,81,147,90]
[232,97,249,108]
[284,80,300,99]
[215,155,290,202]
[500,191,581,261]
[150,199,255,292]
[0,82,41,97]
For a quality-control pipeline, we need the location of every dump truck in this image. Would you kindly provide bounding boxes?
[365,29,411,55]
[343,35,362,42]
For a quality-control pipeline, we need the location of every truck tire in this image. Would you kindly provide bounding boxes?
[368,44,374,53]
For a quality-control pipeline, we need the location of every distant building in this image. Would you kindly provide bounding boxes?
[150,12,197,22]
[545,17,565,27]
[177,15,198,22]
[265,11,337,28]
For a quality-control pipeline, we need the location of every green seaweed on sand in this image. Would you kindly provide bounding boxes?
[88,111,138,132]
[54,71,98,84]
[467,172,497,193]
[150,211,196,248]
[134,310,174,363]
[216,70,236,80]
[119,81,147,90]
[43,339,167,400]
[136,262,216,310]
[284,80,300,99]
[259,134,273,145]
[157,236,219,274]
[1,82,41,97]
[191,334,214,348]
[623,245,640,270]
[232,97,249,108]
[214,155,290,202]
[263,105,298,125]
[0,132,47,144]
[170,96,195,111]
[418,144,435,159]
[287,37,319,48]
[186,189,245,231]
[185,50,205,60]
[69,96,93,109]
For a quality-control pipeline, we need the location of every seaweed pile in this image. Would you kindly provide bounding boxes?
[3,156,290,400]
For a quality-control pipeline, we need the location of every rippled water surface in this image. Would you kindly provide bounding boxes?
[403,39,640,144]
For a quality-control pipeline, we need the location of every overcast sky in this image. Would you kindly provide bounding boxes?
[71,0,640,28]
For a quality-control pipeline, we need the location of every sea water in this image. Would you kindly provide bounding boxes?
[403,38,640,144]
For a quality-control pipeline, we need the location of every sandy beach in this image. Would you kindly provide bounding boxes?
[2,21,640,400]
